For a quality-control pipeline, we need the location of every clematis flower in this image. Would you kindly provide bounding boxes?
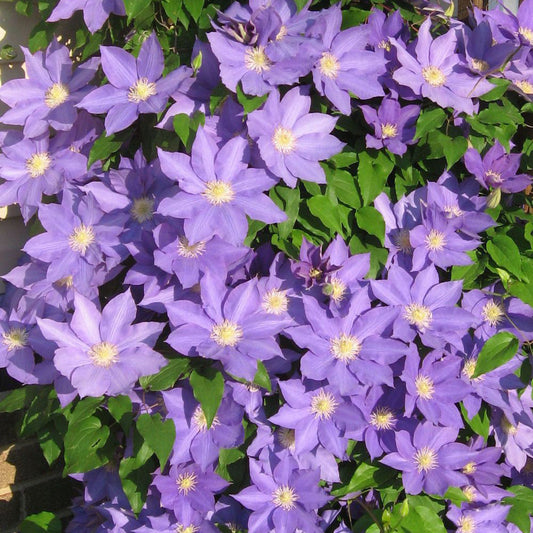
[37,290,166,397]
[247,86,344,187]
[157,127,285,246]
[48,0,126,33]
[447,503,511,533]
[78,33,184,134]
[0,40,99,138]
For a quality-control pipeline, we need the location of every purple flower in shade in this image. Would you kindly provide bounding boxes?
[247,86,344,187]
[212,495,251,533]
[157,128,285,246]
[70,464,129,508]
[165,274,289,380]
[464,141,531,195]
[462,285,533,344]
[311,5,387,114]
[66,501,136,533]
[371,265,474,349]
[504,48,533,100]
[381,422,468,495]
[0,41,99,138]
[401,349,467,428]
[392,18,493,115]
[409,205,480,271]
[37,290,165,398]
[135,507,216,533]
[447,503,511,533]
[153,221,250,290]
[234,456,330,533]
[366,8,407,57]
[152,462,229,519]
[22,189,126,296]
[287,294,406,395]
[269,378,365,459]
[162,385,244,470]
[48,0,125,33]
[78,34,183,134]
[360,97,420,156]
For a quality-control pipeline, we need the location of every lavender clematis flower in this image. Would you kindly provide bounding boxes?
[360,97,419,156]
[381,422,468,495]
[48,0,126,33]
[157,127,285,246]
[235,456,330,533]
[37,290,166,398]
[0,40,99,138]
[247,86,344,187]
[447,503,511,533]
[78,34,183,134]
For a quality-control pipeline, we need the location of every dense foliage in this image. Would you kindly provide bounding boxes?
[0,0,533,531]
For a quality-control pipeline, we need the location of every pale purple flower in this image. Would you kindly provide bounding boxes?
[48,0,126,33]
[447,503,511,533]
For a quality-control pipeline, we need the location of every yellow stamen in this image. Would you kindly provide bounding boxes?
[177,237,206,259]
[26,152,51,178]
[88,341,119,368]
[324,278,347,303]
[518,26,533,46]
[378,39,391,51]
[470,58,489,72]
[310,389,338,420]
[458,516,476,533]
[403,303,432,329]
[130,196,154,223]
[309,267,322,279]
[462,358,484,382]
[202,180,235,205]
[514,80,533,95]
[261,289,288,315]
[414,446,438,472]
[501,416,518,435]
[272,125,297,154]
[210,319,243,347]
[275,25,287,41]
[443,205,463,218]
[277,428,295,450]
[422,65,446,87]
[176,525,199,533]
[244,46,271,73]
[330,333,362,363]
[463,461,477,474]
[44,83,69,108]
[2,327,28,351]
[369,407,396,430]
[68,224,95,254]
[128,77,157,103]
[381,123,398,139]
[425,229,446,251]
[394,229,413,254]
[319,52,340,79]
[176,472,198,495]
[192,405,220,431]
[463,485,477,502]
[415,375,435,400]
[482,300,504,327]
[54,275,74,288]
[272,485,298,511]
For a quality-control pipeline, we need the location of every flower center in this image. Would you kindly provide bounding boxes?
[415,375,435,400]
[210,319,243,347]
[128,77,157,103]
[261,289,288,315]
[88,341,119,368]
[272,485,298,511]
[309,267,322,279]
[203,180,235,205]
[192,405,220,431]
[462,358,484,382]
[378,39,391,51]
[130,196,154,223]
[54,275,74,288]
[381,123,398,139]
[2,327,28,351]
[463,485,477,502]
[482,300,504,327]
[462,461,477,475]
[518,26,533,45]
[501,416,518,435]
[26,152,51,178]
[244,46,271,73]
[44,82,69,108]
[458,516,476,533]
[176,472,198,495]
[369,407,396,430]
[470,58,489,73]
[443,204,463,218]
[394,229,413,253]
[422,65,446,87]
[176,525,199,533]
[275,25,287,41]
[177,237,206,258]
[485,169,503,184]
[319,52,340,79]
[310,389,338,420]
[425,229,446,251]
[68,224,96,254]
[414,446,438,473]
[277,428,295,450]
[515,80,533,95]
[403,303,432,330]
[324,278,347,303]
[330,333,362,363]
[272,125,297,155]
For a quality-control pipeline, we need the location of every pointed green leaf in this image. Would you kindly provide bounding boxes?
[136,413,175,470]
[190,367,224,429]
[472,332,519,378]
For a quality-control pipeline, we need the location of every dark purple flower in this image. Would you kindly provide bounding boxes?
[37,290,165,397]
[48,0,126,33]
[247,86,344,187]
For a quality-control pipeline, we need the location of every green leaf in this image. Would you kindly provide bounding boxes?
[236,83,268,113]
[355,206,385,245]
[253,360,272,392]
[162,0,182,22]
[357,151,394,205]
[173,113,191,147]
[28,21,55,52]
[19,387,58,438]
[397,502,447,533]
[444,486,469,507]
[307,195,344,236]
[139,357,191,391]
[503,486,533,533]
[136,413,175,469]
[270,186,300,239]
[20,511,61,533]
[183,0,204,21]
[216,447,246,482]
[414,108,446,140]
[509,281,533,309]
[36,422,63,466]
[88,132,123,168]
[327,168,361,209]
[461,402,490,441]
[330,150,357,169]
[0,385,44,412]
[107,395,133,432]
[473,332,519,378]
[331,461,395,496]
[190,367,224,428]
[441,135,468,169]
[479,78,510,102]
[486,234,523,280]
[123,0,151,19]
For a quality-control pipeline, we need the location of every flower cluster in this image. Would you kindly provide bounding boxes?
[0,0,532,532]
